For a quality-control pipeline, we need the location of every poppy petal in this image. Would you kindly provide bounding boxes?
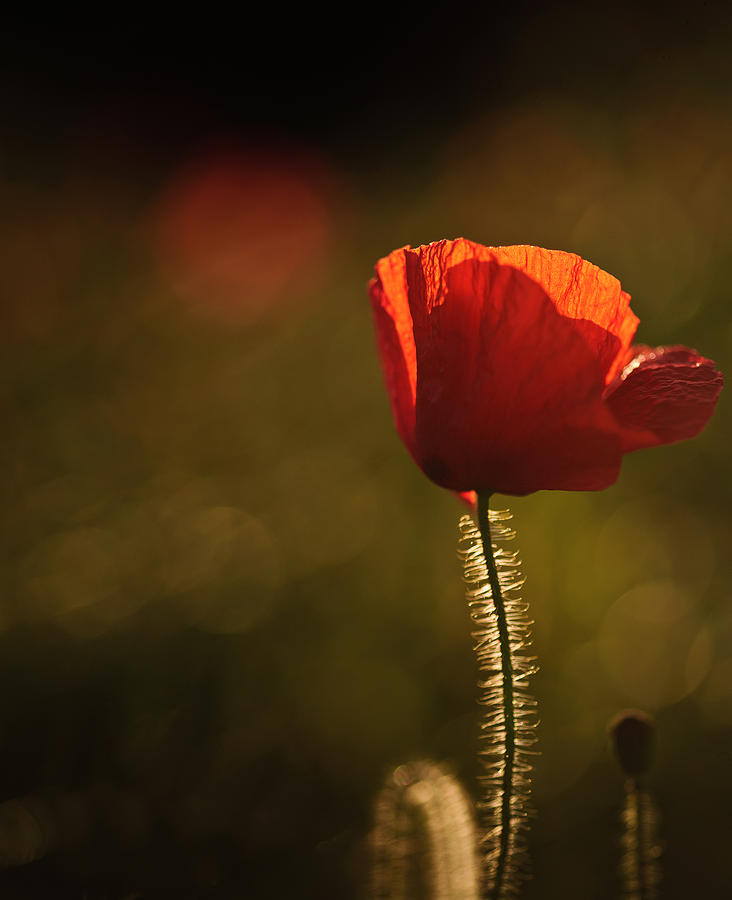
[368,257,418,461]
[402,241,624,493]
[487,244,639,382]
[456,490,477,508]
[604,345,723,452]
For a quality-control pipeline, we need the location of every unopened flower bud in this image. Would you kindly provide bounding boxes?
[608,709,656,776]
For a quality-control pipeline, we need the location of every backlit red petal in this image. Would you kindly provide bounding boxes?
[488,244,638,382]
[604,345,723,452]
[401,241,624,492]
[368,261,418,460]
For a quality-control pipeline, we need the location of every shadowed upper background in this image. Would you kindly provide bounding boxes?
[3,7,732,897]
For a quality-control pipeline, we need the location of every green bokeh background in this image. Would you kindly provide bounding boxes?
[3,12,732,898]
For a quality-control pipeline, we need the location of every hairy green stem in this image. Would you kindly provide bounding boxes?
[631,780,646,900]
[476,491,514,900]
[622,776,659,900]
[371,760,480,899]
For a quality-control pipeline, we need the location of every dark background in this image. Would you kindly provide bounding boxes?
[3,8,732,897]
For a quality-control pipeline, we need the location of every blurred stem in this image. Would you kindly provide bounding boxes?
[476,491,514,900]
[629,779,645,899]
[371,760,480,899]
[623,776,659,900]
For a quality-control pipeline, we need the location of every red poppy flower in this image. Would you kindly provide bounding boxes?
[368,239,722,496]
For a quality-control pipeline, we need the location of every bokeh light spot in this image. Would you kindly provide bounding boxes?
[151,146,339,324]
[598,580,710,708]
[22,527,143,636]
[268,446,380,577]
[595,497,715,599]
[119,481,282,634]
[698,658,732,726]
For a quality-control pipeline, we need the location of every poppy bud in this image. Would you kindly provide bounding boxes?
[609,709,656,777]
